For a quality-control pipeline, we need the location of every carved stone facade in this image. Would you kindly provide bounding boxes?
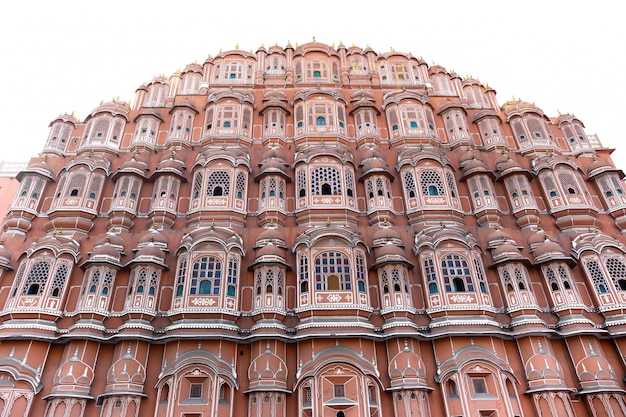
[0,41,625,417]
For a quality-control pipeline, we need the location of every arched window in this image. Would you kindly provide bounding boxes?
[424,257,438,294]
[420,170,445,196]
[22,260,50,296]
[441,254,473,293]
[606,257,626,291]
[190,256,222,295]
[299,254,310,293]
[316,116,326,126]
[206,170,231,196]
[311,167,342,196]
[315,252,351,291]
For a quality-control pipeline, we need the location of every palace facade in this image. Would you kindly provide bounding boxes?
[1,40,625,417]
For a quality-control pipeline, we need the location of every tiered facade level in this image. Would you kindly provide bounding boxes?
[1,40,626,417]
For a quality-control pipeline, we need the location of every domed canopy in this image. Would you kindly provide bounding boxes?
[136,229,169,254]
[532,235,571,264]
[372,243,413,268]
[255,227,286,247]
[255,243,285,258]
[361,154,391,178]
[112,154,149,180]
[248,347,288,391]
[152,153,186,180]
[585,155,623,179]
[105,350,147,395]
[17,159,55,181]
[372,227,402,245]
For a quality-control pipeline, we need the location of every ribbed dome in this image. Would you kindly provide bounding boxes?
[94,233,126,249]
[487,227,515,248]
[501,100,543,116]
[375,243,405,258]
[533,237,569,264]
[105,351,146,393]
[138,228,169,248]
[491,243,523,260]
[525,348,564,383]
[257,152,288,177]
[135,244,166,262]
[90,243,122,261]
[89,100,130,118]
[116,154,149,178]
[499,156,524,172]
[248,348,288,390]
[462,157,489,176]
[528,230,548,250]
[459,149,477,165]
[585,155,620,179]
[155,154,186,175]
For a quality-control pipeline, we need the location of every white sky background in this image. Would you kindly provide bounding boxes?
[1,1,624,167]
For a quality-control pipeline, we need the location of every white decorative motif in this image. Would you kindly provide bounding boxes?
[327,293,342,303]
[191,297,217,306]
[425,197,446,204]
[205,198,227,206]
[449,294,475,303]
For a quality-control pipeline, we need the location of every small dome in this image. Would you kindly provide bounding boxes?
[585,155,621,179]
[461,156,489,177]
[525,347,565,384]
[533,236,569,264]
[17,159,55,181]
[388,347,428,389]
[459,149,477,165]
[528,230,547,250]
[491,243,524,262]
[138,228,169,249]
[501,100,544,117]
[182,63,203,74]
[134,244,166,263]
[90,243,122,262]
[375,243,405,258]
[154,153,186,178]
[105,347,146,393]
[89,100,130,119]
[248,347,288,390]
[487,227,516,248]
[94,233,126,250]
[361,155,390,176]
[51,348,94,396]
[256,243,285,258]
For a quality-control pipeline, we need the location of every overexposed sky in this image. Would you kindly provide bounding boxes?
[1,1,624,166]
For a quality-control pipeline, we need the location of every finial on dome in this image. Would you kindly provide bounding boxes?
[312,36,316,42]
